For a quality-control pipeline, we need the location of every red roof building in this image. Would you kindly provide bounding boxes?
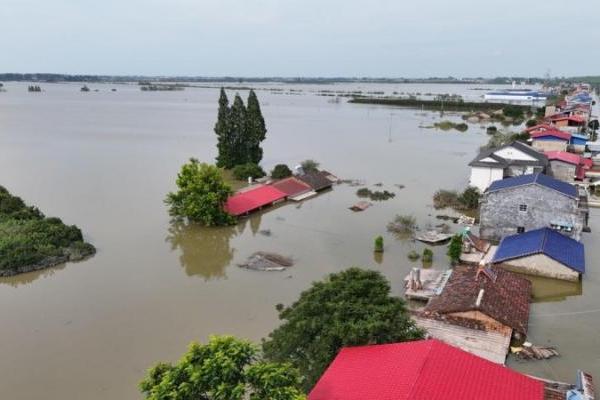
[525,123,555,133]
[530,130,571,141]
[224,185,286,216]
[545,151,582,165]
[308,339,544,400]
[270,177,313,198]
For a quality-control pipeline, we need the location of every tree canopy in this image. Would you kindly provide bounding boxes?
[0,185,95,275]
[262,267,424,390]
[139,335,305,400]
[271,164,292,179]
[214,89,267,169]
[165,159,234,226]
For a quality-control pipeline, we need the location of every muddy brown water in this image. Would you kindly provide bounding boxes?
[0,82,597,399]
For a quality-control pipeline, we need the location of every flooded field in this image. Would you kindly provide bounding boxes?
[0,82,597,399]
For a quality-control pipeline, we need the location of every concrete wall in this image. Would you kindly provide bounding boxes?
[469,167,503,192]
[532,140,568,152]
[497,254,580,282]
[547,160,576,182]
[479,184,583,241]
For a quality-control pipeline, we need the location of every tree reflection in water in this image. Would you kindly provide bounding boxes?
[166,216,261,280]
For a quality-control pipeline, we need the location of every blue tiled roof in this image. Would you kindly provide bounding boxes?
[487,173,578,198]
[492,228,585,273]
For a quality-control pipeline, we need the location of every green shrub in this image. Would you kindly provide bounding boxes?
[454,123,468,132]
[525,119,538,128]
[447,234,462,264]
[458,187,480,210]
[232,163,266,181]
[374,236,384,253]
[422,248,433,263]
[407,250,420,261]
[270,164,292,179]
[486,126,498,135]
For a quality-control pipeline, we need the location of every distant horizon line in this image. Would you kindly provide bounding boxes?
[1,72,598,84]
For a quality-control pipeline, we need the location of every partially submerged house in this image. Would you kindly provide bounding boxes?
[468,141,548,192]
[460,229,491,264]
[531,129,571,152]
[224,185,287,216]
[308,339,545,400]
[417,265,531,363]
[269,176,316,201]
[297,170,333,192]
[479,173,586,241]
[491,227,585,282]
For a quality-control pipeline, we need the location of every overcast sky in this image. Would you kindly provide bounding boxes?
[1,0,599,77]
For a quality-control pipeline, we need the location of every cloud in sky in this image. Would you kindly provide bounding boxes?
[1,0,598,77]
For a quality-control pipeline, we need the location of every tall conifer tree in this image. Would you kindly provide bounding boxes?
[246,90,267,164]
[230,94,247,166]
[214,88,232,168]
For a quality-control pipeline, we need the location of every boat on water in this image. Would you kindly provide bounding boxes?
[484,88,548,102]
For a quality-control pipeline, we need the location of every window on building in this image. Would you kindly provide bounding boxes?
[517,226,525,233]
[550,223,573,233]
[518,204,528,212]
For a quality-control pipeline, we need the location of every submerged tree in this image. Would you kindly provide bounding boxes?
[139,335,305,400]
[262,267,424,390]
[165,159,234,226]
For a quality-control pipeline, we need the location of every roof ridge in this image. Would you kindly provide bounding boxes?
[405,340,436,399]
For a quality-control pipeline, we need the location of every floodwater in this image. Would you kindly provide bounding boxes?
[0,82,597,399]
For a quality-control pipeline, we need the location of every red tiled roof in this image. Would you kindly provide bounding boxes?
[531,130,571,141]
[308,340,544,400]
[424,266,531,335]
[270,177,312,197]
[224,185,286,216]
[545,151,582,166]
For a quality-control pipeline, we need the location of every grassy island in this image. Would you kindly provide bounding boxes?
[0,186,95,276]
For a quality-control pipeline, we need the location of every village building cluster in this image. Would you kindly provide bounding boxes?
[307,84,598,399]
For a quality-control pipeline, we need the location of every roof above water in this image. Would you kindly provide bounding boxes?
[224,185,287,216]
[492,227,585,273]
[308,339,544,400]
[486,173,578,199]
[424,265,532,335]
[469,141,548,168]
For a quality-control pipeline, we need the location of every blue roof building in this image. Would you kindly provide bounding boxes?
[492,228,584,281]
[486,173,578,198]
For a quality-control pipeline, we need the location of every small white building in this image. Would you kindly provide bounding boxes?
[468,141,548,192]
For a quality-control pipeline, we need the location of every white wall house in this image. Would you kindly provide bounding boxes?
[468,141,548,192]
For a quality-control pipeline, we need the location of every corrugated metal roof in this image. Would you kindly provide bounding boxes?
[308,340,544,400]
[224,185,287,216]
[486,173,578,199]
[492,228,585,273]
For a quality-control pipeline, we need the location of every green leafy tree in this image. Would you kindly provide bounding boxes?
[139,335,305,400]
[262,267,424,390]
[447,234,462,264]
[300,159,319,173]
[271,164,292,179]
[246,90,267,164]
[215,88,233,168]
[458,187,480,210]
[165,159,234,226]
[422,248,433,263]
[232,163,266,181]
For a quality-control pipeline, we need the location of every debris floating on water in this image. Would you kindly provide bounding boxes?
[239,252,294,272]
[512,343,560,361]
[349,201,372,212]
[414,230,453,244]
[258,229,272,237]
